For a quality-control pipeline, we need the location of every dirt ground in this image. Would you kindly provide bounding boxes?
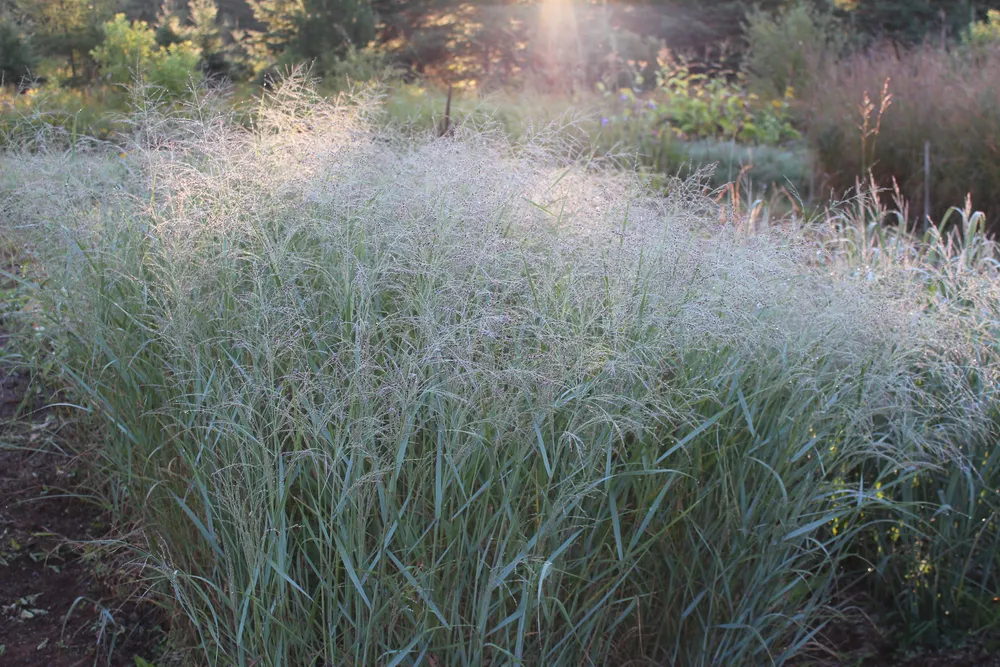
[0,343,160,665]
[790,606,1000,667]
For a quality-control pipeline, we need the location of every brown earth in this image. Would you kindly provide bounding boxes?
[0,338,161,666]
[791,605,1000,666]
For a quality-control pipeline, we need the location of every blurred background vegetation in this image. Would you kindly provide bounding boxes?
[3,0,1000,229]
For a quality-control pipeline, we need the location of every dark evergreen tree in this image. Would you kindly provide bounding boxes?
[0,16,36,86]
[834,0,1000,44]
[246,0,374,66]
[19,0,116,81]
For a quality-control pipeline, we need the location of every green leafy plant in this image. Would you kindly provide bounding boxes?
[152,41,202,94]
[91,14,202,95]
[599,50,800,148]
[964,9,1000,52]
[156,0,230,77]
[589,50,803,191]
[91,14,158,82]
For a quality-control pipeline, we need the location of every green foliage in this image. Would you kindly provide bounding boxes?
[597,51,800,156]
[154,0,186,47]
[744,0,844,99]
[374,2,783,91]
[91,13,159,83]
[321,43,399,87]
[17,0,113,81]
[11,0,1000,88]
[834,0,999,45]
[154,41,202,93]
[0,83,124,148]
[91,14,202,95]
[187,0,223,58]
[155,0,231,77]
[964,9,1000,50]
[367,0,1000,90]
[0,18,36,87]
[296,0,375,59]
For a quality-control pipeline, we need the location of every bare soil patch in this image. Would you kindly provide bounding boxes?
[793,607,1000,666]
[0,332,160,666]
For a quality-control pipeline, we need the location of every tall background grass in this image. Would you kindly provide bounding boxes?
[805,44,1000,236]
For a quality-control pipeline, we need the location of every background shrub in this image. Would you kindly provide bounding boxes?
[92,14,202,95]
[320,44,401,88]
[679,139,812,193]
[157,0,230,77]
[742,0,844,100]
[90,14,159,83]
[153,40,202,93]
[964,9,1000,51]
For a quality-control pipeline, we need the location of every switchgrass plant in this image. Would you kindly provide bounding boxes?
[1,76,998,665]
[810,184,1000,645]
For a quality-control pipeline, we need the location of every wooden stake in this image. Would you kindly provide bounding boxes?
[924,140,931,231]
[439,84,453,138]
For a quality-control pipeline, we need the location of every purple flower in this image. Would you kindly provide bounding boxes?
[619,93,628,101]
[601,117,610,126]
[647,100,657,109]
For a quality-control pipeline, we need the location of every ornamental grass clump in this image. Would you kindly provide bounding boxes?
[1,76,997,664]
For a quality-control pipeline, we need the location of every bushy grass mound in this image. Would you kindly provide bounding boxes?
[1,79,998,665]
